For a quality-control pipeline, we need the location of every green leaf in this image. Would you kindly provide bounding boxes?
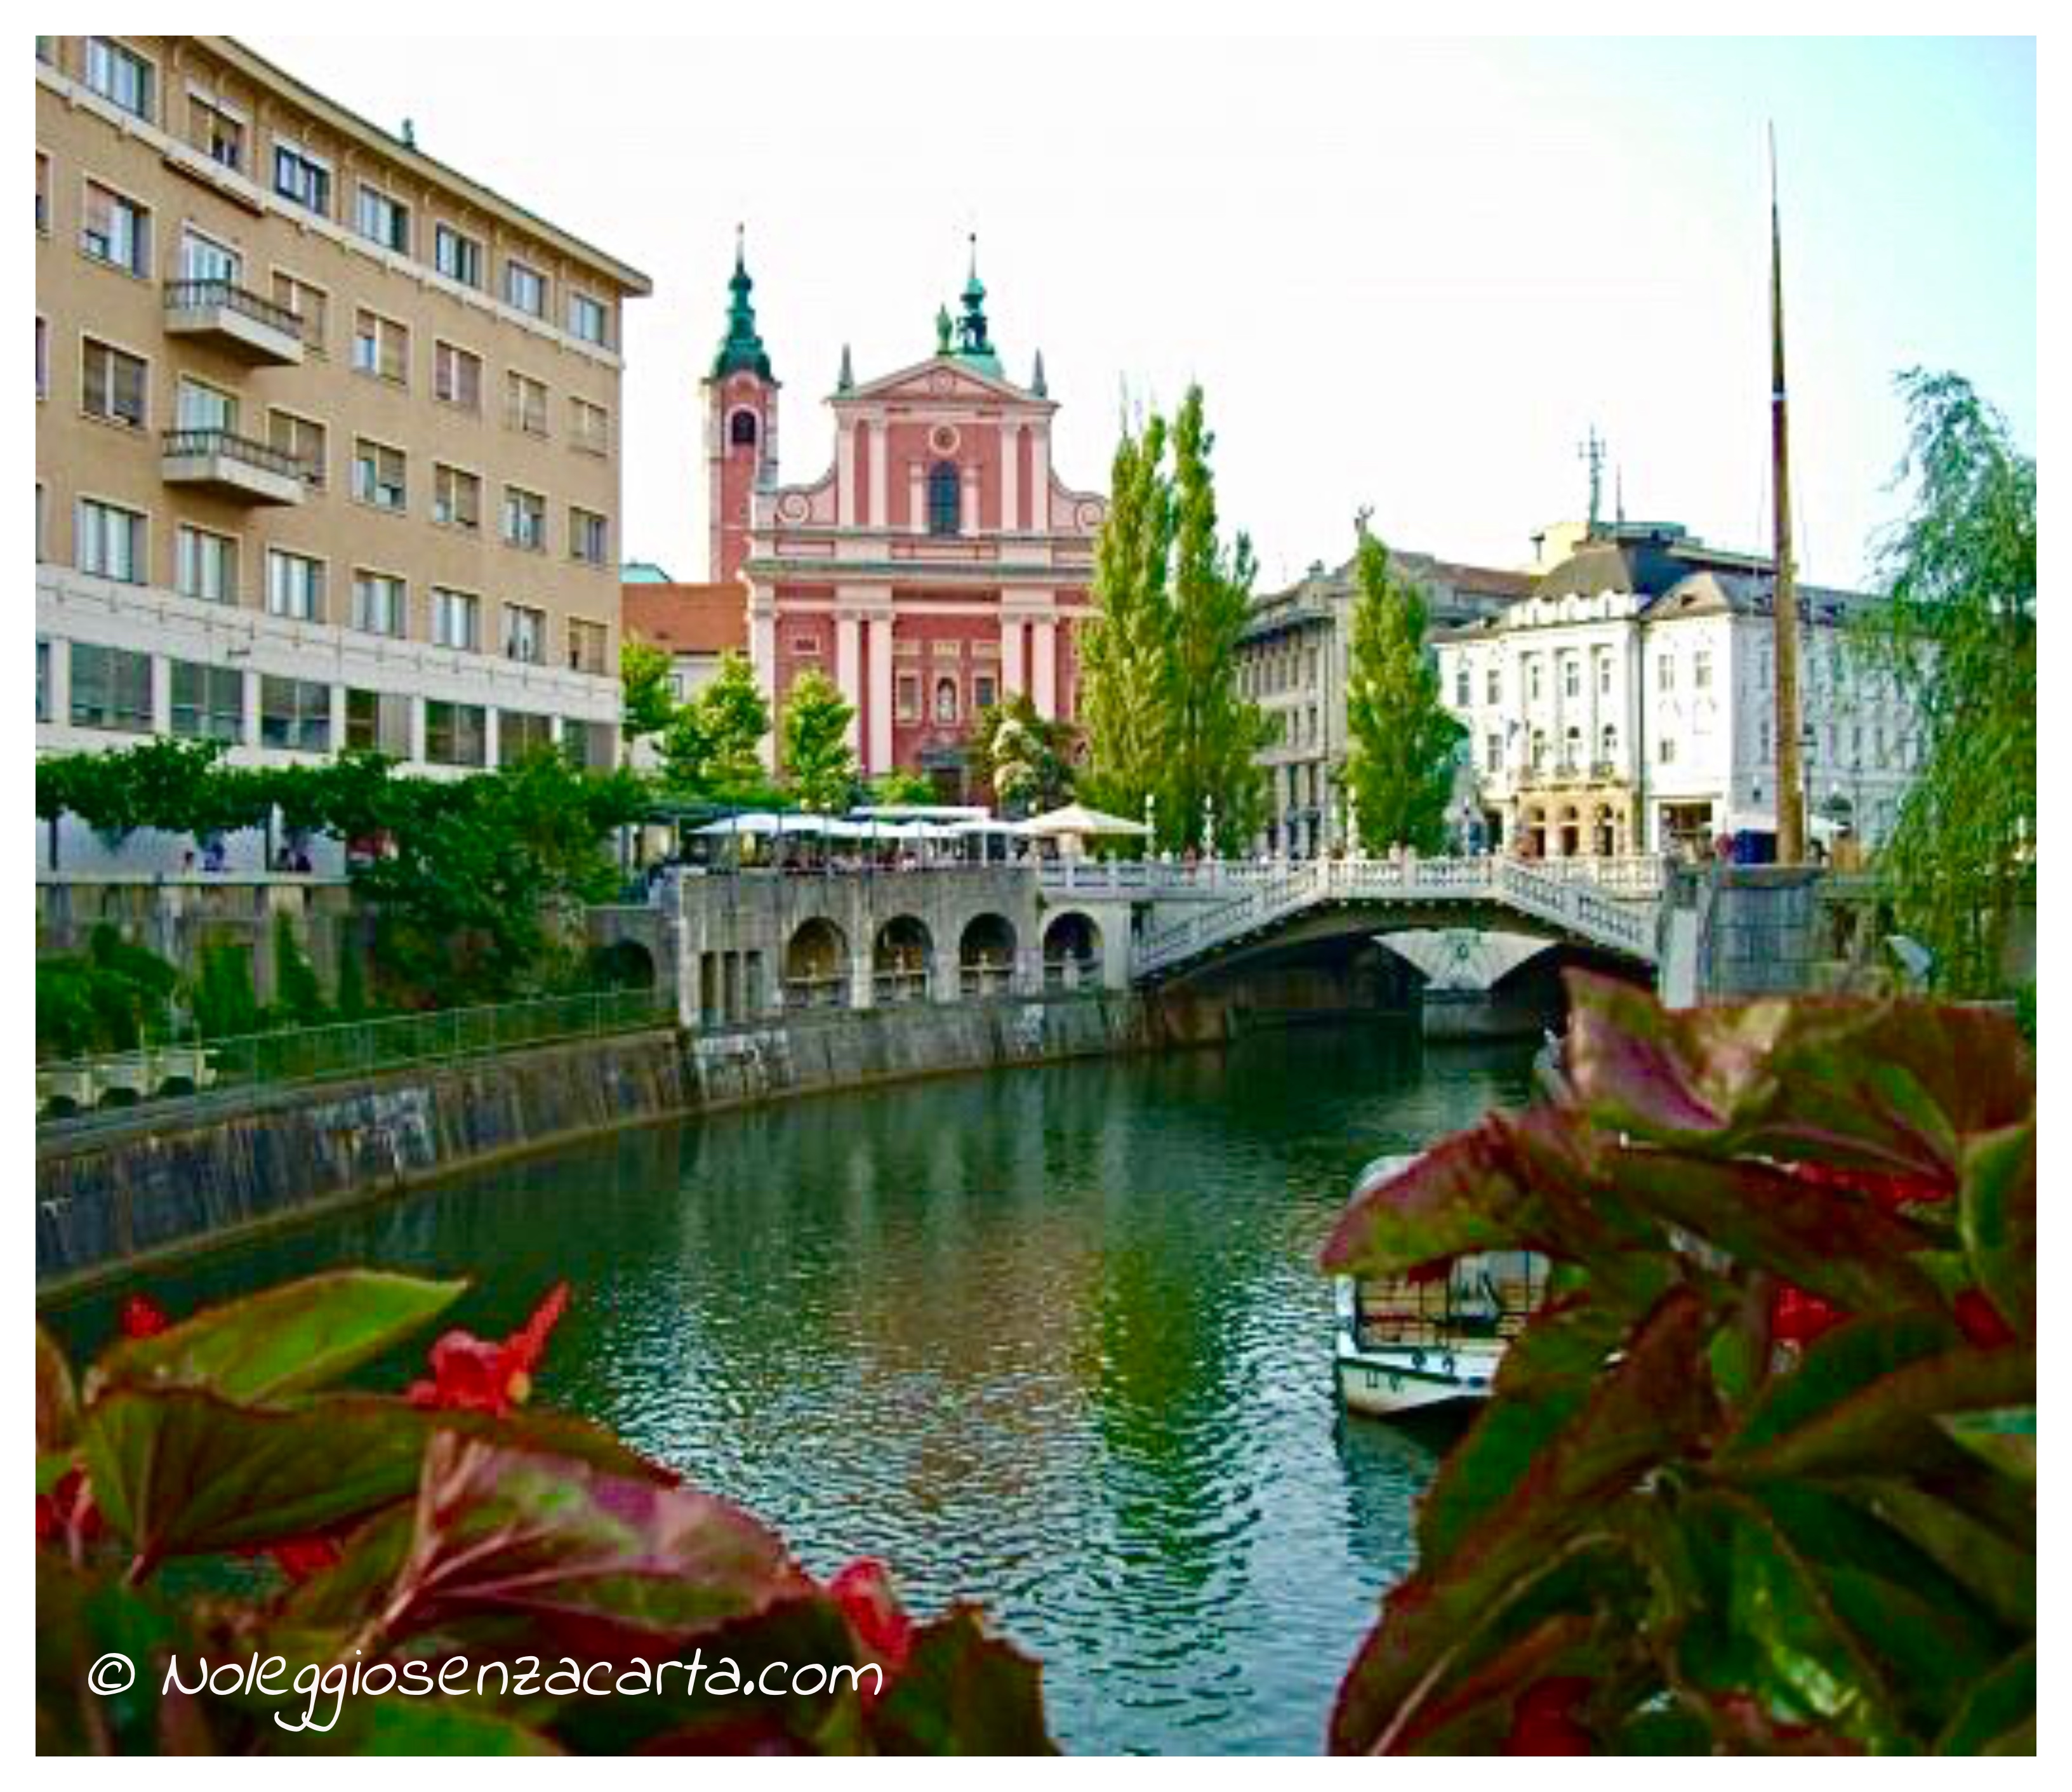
[83,1390,432,1564]
[37,1449,77,1497]
[1320,1112,1543,1275]
[37,1325,78,1454]
[375,1433,798,1658]
[1959,1118,2035,1339]
[868,1606,1058,1756]
[1845,1480,2033,1628]
[270,1697,562,1755]
[1934,1643,2035,1754]
[1936,1406,2035,1483]
[91,1272,468,1406]
[1718,1339,2032,1482]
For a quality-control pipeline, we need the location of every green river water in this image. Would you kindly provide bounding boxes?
[46,1023,1535,1754]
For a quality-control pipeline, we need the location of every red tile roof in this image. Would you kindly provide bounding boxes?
[623,581,748,656]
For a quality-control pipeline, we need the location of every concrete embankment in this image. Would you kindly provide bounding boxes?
[36,993,1161,1290]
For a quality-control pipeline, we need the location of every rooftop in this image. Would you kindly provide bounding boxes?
[623,583,748,658]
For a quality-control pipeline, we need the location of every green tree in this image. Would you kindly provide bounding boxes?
[656,652,772,800]
[621,637,679,760]
[1340,522,1464,853]
[778,668,859,814]
[868,769,936,806]
[1859,370,2035,995]
[972,694,1075,816]
[1160,385,1272,853]
[1077,409,1176,829]
[36,926,180,1060]
[190,941,260,1040]
[270,911,328,1026]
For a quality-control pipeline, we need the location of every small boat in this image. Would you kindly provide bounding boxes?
[1334,1155,1547,1421]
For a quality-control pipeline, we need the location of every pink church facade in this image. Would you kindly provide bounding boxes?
[702,242,1106,797]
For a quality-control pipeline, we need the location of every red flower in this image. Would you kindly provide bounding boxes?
[269,1536,345,1582]
[1503,1676,1594,1755]
[407,1282,569,1416]
[1770,1282,1849,1347]
[1954,1289,2018,1348]
[828,1557,913,1696]
[35,1466,103,1549]
[119,1293,171,1339]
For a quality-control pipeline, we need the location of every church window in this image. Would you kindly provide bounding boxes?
[730,409,757,448]
[927,461,960,536]
[933,676,959,724]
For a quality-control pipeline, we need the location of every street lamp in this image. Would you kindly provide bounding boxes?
[1144,790,1157,861]
[1203,793,1216,860]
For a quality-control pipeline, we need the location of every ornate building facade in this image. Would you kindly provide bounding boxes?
[701,239,1106,796]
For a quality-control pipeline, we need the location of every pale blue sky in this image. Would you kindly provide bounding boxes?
[260,32,2035,592]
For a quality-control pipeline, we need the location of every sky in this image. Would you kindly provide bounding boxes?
[253,30,2036,594]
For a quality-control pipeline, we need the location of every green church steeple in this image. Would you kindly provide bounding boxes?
[711,225,773,381]
[953,233,1002,376]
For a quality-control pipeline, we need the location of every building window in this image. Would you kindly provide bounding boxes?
[973,673,998,713]
[37,639,51,724]
[170,660,244,743]
[1485,665,1501,705]
[175,376,236,433]
[729,408,757,448]
[81,182,150,276]
[927,461,960,536]
[933,676,959,724]
[503,259,546,317]
[507,371,548,436]
[1562,725,1581,771]
[1530,729,1547,772]
[503,487,547,551]
[560,718,613,771]
[1659,734,1677,766]
[425,700,487,767]
[270,272,328,354]
[433,463,481,530]
[1562,655,1580,700]
[896,673,920,723]
[76,498,146,581]
[351,571,407,637]
[1657,653,1675,692]
[1527,657,1543,703]
[1454,664,1470,707]
[571,398,610,455]
[36,151,51,235]
[345,688,411,757]
[433,223,482,288]
[186,92,244,173]
[273,142,331,218]
[570,507,608,566]
[431,588,481,651]
[567,618,609,676]
[258,677,330,753]
[176,526,237,604]
[1694,648,1713,691]
[500,710,554,764]
[354,183,410,253]
[503,603,546,663]
[1485,731,1502,774]
[36,315,48,399]
[567,291,609,347]
[353,439,408,512]
[1597,653,1612,696]
[268,409,326,487]
[1600,724,1618,765]
[266,550,326,621]
[433,341,481,410]
[353,310,409,385]
[84,38,154,121]
[69,642,153,732]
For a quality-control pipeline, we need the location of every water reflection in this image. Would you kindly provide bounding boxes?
[42,1026,1531,1754]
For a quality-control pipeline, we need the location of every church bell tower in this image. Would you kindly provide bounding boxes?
[703,227,780,586]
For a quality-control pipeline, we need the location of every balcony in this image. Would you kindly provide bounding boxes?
[161,429,305,507]
[163,279,304,366]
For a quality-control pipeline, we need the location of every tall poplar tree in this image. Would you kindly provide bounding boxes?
[1340,521,1465,853]
[1160,385,1272,852]
[1076,410,1175,825]
[778,668,859,814]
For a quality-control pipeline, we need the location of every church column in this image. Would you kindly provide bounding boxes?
[908,462,926,534]
[1033,610,1058,720]
[869,418,889,527]
[1029,425,1051,529]
[835,610,862,754]
[749,592,779,770]
[1001,421,1021,532]
[960,465,979,539]
[867,611,894,773]
[837,423,857,527]
[1001,613,1026,699]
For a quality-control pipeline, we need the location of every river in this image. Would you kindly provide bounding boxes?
[44,1023,1535,1754]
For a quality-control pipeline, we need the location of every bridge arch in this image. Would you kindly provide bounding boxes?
[873,914,934,1004]
[1042,910,1102,987]
[959,912,1018,998]
[783,916,849,1008]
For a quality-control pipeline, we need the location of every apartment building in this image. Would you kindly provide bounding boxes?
[35,35,649,866]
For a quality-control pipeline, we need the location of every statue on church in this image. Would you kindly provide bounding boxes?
[935,304,953,354]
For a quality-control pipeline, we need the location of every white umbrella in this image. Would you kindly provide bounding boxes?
[1020,802,1152,839]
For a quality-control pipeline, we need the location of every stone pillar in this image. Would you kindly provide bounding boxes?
[1033,614,1058,719]
[835,611,862,754]
[933,946,959,1006]
[869,418,888,526]
[908,462,926,534]
[1030,425,1050,526]
[1001,420,1021,531]
[867,613,894,774]
[837,422,857,526]
[849,949,874,1011]
[960,465,979,539]
[1001,615,1026,698]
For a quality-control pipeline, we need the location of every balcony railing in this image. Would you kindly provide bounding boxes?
[161,428,307,505]
[163,279,304,364]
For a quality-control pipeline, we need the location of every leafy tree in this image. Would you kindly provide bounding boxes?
[1160,385,1272,853]
[1077,409,1176,828]
[334,929,370,1021]
[659,651,771,800]
[621,637,679,759]
[1858,370,2035,995]
[972,694,1075,816]
[868,769,937,807]
[778,668,859,814]
[36,926,180,1059]
[270,912,328,1026]
[190,941,260,1040]
[1340,522,1465,853]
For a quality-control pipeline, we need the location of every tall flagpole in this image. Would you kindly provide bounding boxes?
[1770,125,1806,865]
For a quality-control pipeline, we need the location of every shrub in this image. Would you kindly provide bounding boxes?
[1322,971,2035,1754]
[36,1277,1054,1755]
